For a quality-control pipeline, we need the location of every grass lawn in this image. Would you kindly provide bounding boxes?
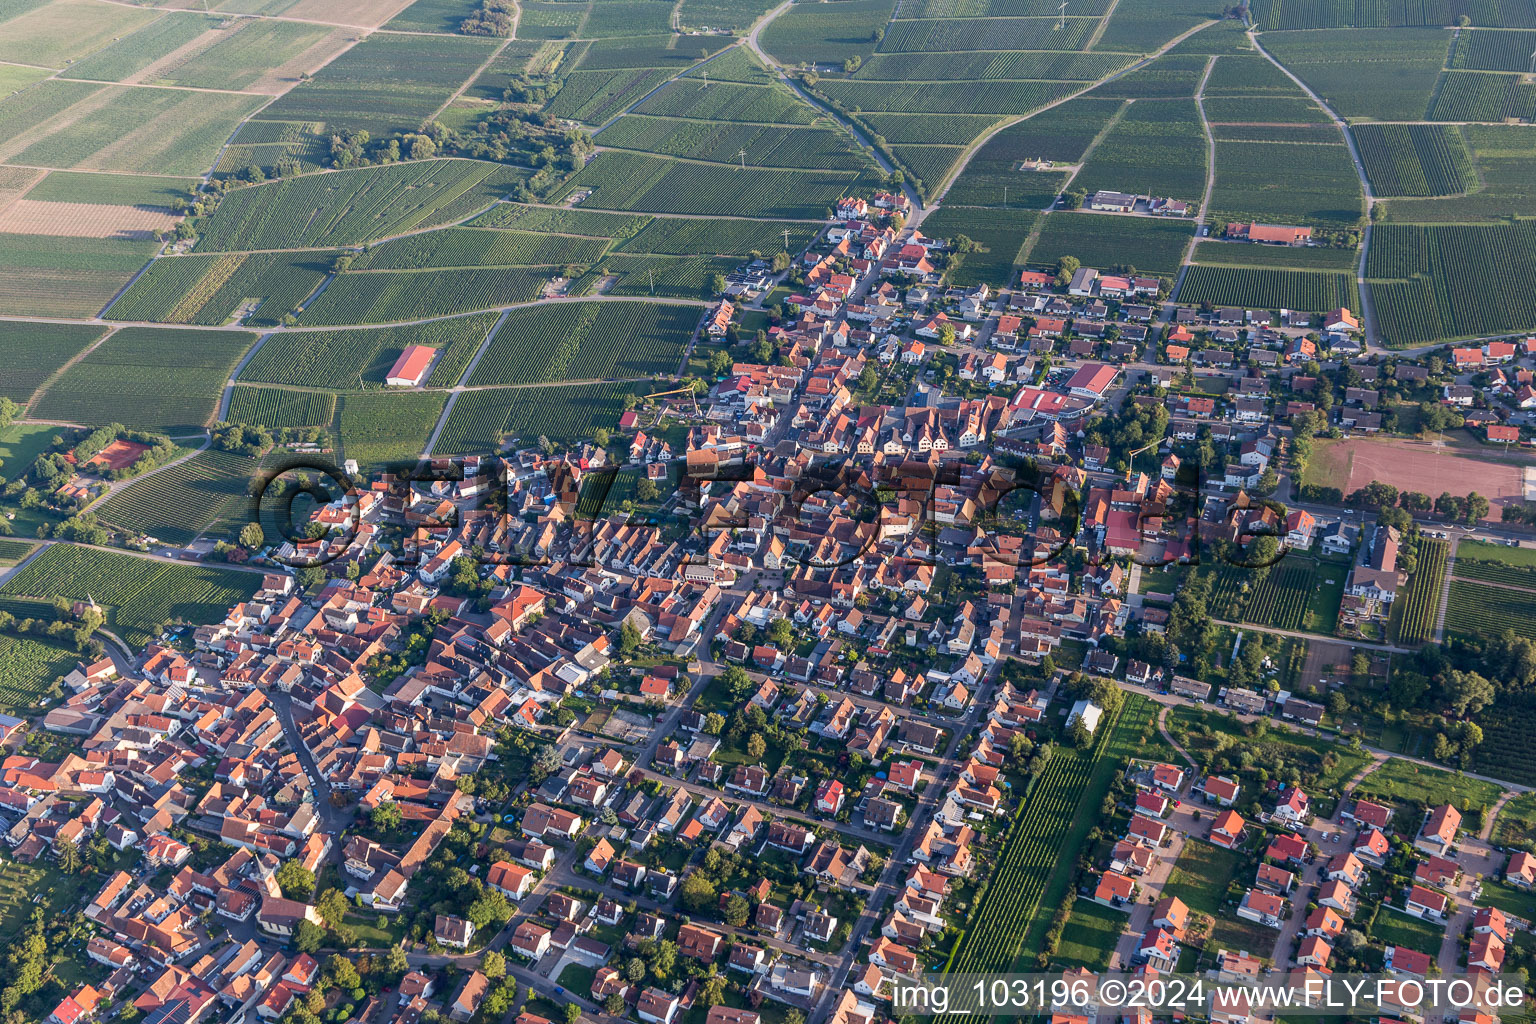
[1371,906,1442,954]
[1056,897,1129,969]
[1164,839,1242,917]
[1353,759,1504,817]
[1165,704,1371,797]
[0,422,64,538]
[0,852,127,938]
[343,909,409,948]
[1493,792,1536,848]
[557,962,598,996]
[1304,557,1349,634]
[1476,879,1536,922]
[1206,914,1282,963]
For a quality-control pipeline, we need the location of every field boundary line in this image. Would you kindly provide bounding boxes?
[219,332,276,421]
[926,18,1217,205]
[1174,55,1218,295]
[23,326,118,415]
[1245,26,1377,347]
[421,307,513,457]
[1084,0,1122,50]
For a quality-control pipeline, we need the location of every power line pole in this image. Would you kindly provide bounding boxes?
[1057,0,1068,30]
[782,227,791,252]
[738,148,747,170]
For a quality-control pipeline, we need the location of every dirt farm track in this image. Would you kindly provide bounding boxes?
[1305,436,1535,518]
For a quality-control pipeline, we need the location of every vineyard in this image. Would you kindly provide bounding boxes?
[943,697,1150,982]
[919,207,1038,288]
[1427,71,1536,122]
[1210,139,1365,228]
[940,94,1122,208]
[1073,100,1208,204]
[0,543,261,648]
[92,448,258,546]
[1366,221,1536,346]
[467,204,650,240]
[759,0,895,64]
[354,228,611,270]
[557,150,873,219]
[0,634,78,715]
[591,254,741,300]
[434,382,641,454]
[1026,214,1194,277]
[1179,265,1357,312]
[1248,0,1536,30]
[32,327,257,434]
[227,387,338,429]
[107,251,336,327]
[1259,28,1451,121]
[1445,578,1536,641]
[193,160,526,252]
[599,115,867,170]
[1390,537,1447,644]
[337,391,447,467]
[545,68,676,124]
[1453,27,1536,70]
[259,31,500,137]
[468,301,696,385]
[240,313,503,390]
[296,267,550,325]
[817,78,1075,115]
[0,540,35,566]
[880,15,1097,50]
[1450,539,1536,589]
[616,217,821,257]
[0,321,106,403]
[1476,700,1536,787]
[0,232,161,319]
[1353,124,1474,197]
[1190,241,1360,271]
[635,81,818,124]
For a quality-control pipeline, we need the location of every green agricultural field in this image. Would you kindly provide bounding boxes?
[759,0,897,65]
[107,251,336,327]
[260,31,500,137]
[0,541,37,567]
[23,171,196,208]
[557,150,873,218]
[1250,0,1533,30]
[817,77,1076,116]
[598,115,868,170]
[32,326,256,433]
[616,217,820,256]
[0,635,79,715]
[1353,758,1504,816]
[635,80,819,124]
[92,448,258,546]
[919,206,1037,288]
[0,0,160,68]
[152,19,336,91]
[853,50,1132,82]
[1259,28,1451,121]
[194,160,526,251]
[0,321,107,404]
[0,543,261,648]
[1390,538,1447,644]
[0,423,58,482]
[1,83,266,176]
[1476,697,1536,787]
[1073,99,1207,204]
[434,381,644,453]
[545,68,676,124]
[296,267,550,324]
[1445,578,1536,642]
[1427,71,1536,122]
[1381,125,1536,223]
[1179,265,1357,312]
[242,312,502,390]
[385,0,485,32]
[881,15,1097,51]
[337,391,446,467]
[226,387,337,429]
[1094,0,1217,51]
[1452,539,1536,589]
[677,0,777,31]
[354,228,612,269]
[1090,54,1209,99]
[466,203,652,239]
[1355,124,1474,197]
[587,253,740,299]
[0,234,160,319]
[1367,221,1536,346]
[941,95,1124,208]
[1188,240,1360,271]
[1209,139,1365,229]
[1025,213,1193,277]
[1453,27,1536,70]
[56,11,222,83]
[468,301,696,385]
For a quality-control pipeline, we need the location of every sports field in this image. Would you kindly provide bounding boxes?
[1303,437,1530,517]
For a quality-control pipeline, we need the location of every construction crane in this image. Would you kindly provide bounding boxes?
[1123,440,1160,481]
[645,385,702,416]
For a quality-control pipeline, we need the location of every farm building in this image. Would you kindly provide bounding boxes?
[386,345,437,387]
